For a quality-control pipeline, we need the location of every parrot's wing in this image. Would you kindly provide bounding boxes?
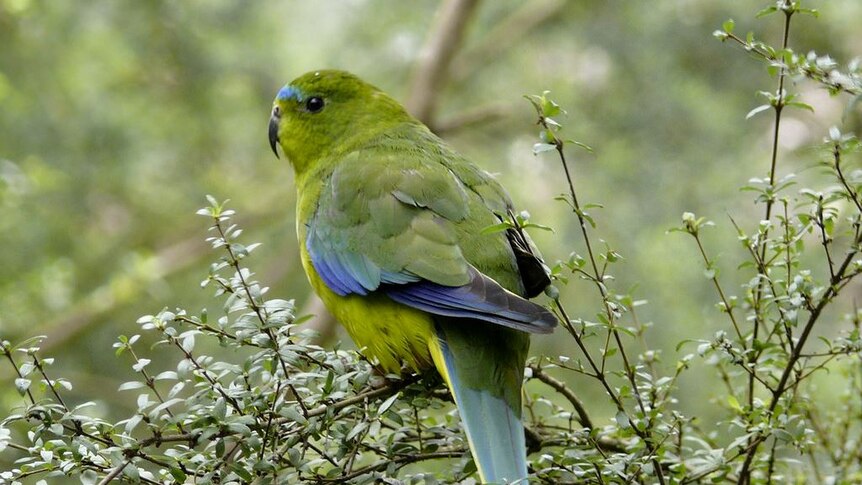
[307,147,556,334]
[505,219,552,298]
[384,266,555,333]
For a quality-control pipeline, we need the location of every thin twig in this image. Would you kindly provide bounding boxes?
[97,458,131,485]
[528,364,593,429]
[723,34,861,97]
[318,450,465,482]
[692,232,744,340]
[738,6,794,483]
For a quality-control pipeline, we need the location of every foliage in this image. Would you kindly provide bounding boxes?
[2,1,862,484]
[2,200,473,484]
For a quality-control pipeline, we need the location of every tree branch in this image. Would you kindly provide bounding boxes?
[528,363,593,429]
[450,0,566,82]
[406,0,481,126]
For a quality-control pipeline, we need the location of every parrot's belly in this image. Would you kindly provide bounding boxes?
[302,253,436,373]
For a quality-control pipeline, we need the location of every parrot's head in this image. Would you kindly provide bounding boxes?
[269,70,412,173]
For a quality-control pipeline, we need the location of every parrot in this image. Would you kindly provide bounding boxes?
[268,70,557,483]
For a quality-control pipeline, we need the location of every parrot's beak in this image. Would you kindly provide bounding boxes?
[268,112,280,159]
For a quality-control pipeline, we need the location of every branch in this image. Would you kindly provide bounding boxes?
[450,0,566,82]
[528,363,593,429]
[129,374,426,451]
[434,102,513,135]
[301,374,423,421]
[739,6,794,482]
[317,450,465,483]
[97,459,131,485]
[406,0,481,126]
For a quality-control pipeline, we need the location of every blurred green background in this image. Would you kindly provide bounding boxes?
[1,0,861,452]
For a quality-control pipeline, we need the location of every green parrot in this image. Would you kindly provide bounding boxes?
[268,70,556,483]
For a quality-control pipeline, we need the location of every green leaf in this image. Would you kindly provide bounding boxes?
[532,142,557,154]
[615,410,631,430]
[568,140,594,153]
[480,222,512,235]
[213,397,227,421]
[132,358,151,372]
[118,381,145,391]
[80,470,99,485]
[746,104,772,119]
[727,395,743,412]
[281,405,308,425]
[346,421,368,441]
[378,392,400,416]
[230,464,253,482]
[523,221,554,233]
[14,378,30,396]
[169,467,187,483]
[122,464,140,481]
[787,101,814,113]
[541,97,561,117]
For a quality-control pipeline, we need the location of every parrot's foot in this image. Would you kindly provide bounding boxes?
[368,373,388,389]
[524,425,543,454]
[368,364,423,390]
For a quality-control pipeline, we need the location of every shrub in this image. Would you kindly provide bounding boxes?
[2,2,861,483]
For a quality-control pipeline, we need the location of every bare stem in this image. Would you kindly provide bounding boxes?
[528,363,594,429]
[97,459,132,485]
[692,232,743,340]
[738,6,793,483]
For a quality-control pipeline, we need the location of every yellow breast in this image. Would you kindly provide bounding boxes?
[299,245,436,373]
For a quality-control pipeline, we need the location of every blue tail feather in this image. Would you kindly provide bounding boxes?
[438,335,528,484]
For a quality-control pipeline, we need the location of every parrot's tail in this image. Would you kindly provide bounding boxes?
[432,333,528,484]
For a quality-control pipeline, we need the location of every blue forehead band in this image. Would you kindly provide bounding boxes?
[277,85,302,102]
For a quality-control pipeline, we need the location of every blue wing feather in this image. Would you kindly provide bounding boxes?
[384,277,555,334]
[311,249,356,296]
[380,269,422,284]
[307,229,374,296]
[307,223,555,334]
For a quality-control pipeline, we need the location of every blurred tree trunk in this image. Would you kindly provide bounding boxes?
[406,0,481,127]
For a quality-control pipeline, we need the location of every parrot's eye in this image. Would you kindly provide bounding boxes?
[272,105,281,118]
[305,96,325,113]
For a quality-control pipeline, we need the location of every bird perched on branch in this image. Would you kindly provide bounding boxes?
[268,70,556,483]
